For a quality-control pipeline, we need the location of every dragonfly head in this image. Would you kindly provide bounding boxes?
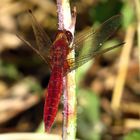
[54,30,73,45]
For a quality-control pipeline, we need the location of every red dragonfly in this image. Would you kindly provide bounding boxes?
[17,10,123,132]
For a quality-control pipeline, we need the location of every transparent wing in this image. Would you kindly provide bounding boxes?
[17,10,52,68]
[64,42,124,75]
[73,15,122,59]
[28,10,52,59]
[16,33,51,67]
[74,27,95,47]
[63,15,123,75]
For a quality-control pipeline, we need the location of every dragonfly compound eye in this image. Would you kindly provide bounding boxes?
[65,30,73,44]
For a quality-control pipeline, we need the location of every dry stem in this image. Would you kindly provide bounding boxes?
[111,26,135,112]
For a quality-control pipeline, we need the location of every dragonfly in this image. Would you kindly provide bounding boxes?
[17,10,124,132]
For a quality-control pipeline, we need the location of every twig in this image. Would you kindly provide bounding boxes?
[0,133,61,140]
[111,26,135,112]
[121,102,140,115]
[124,119,140,129]
[56,0,77,140]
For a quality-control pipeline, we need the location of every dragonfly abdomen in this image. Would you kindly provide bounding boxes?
[44,66,63,132]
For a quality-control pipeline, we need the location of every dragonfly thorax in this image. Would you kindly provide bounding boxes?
[51,32,71,67]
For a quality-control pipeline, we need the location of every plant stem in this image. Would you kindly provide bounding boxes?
[134,0,140,78]
[56,0,77,140]
[111,25,135,112]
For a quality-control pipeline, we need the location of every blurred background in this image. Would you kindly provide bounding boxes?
[0,0,139,140]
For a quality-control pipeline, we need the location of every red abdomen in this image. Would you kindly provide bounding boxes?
[44,66,63,132]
